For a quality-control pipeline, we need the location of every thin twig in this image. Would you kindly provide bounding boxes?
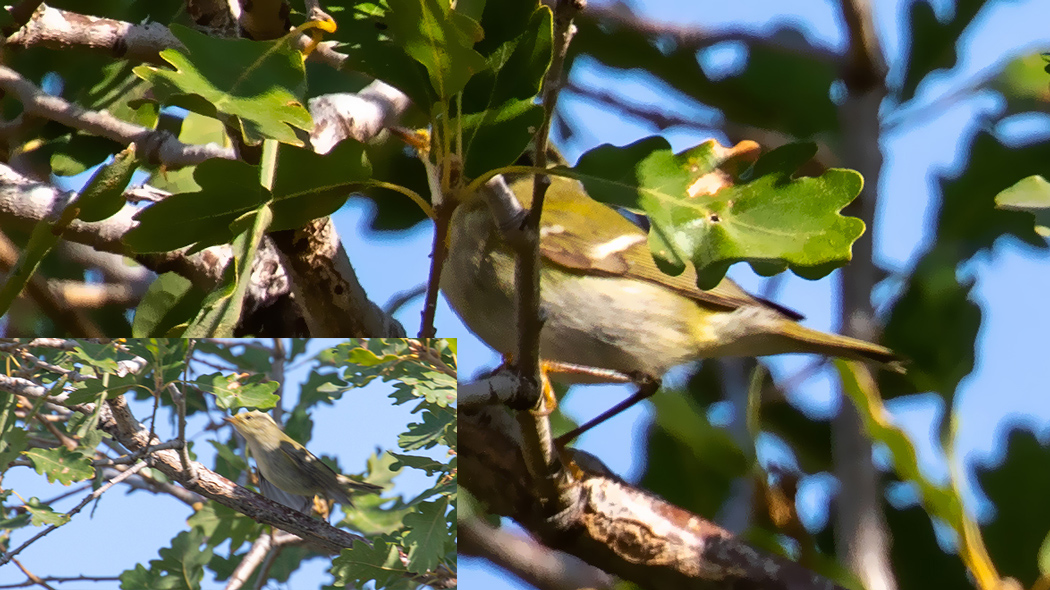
[168,384,198,485]
[0,574,120,589]
[0,461,148,567]
[10,558,57,590]
[563,81,717,131]
[418,204,450,338]
[580,1,842,67]
[269,339,284,425]
[407,339,456,378]
[513,0,584,507]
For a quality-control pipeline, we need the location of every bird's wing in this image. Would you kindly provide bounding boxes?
[538,178,804,320]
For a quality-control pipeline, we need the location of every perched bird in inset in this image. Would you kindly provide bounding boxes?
[225,410,382,508]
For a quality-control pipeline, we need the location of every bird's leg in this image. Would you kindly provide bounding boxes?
[313,495,332,521]
[530,360,636,417]
[553,373,661,447]
[529,367,558,417]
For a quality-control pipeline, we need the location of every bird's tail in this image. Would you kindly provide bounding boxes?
[774,320,905,373]
[337,474,383,496]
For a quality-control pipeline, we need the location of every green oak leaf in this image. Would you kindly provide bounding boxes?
[125,141,370,254]
[402,497,451,573]
[187,502,261,553]
[269,141,372,228]
[132,272,207,337]
[331,538,409,588]
[197,372,280,410]
[334,10,436,113]
[569,137,865,289]
[76,146,139,222]
[124,158,267,253]
[133,24,311,146]
[23,447,94,485]
[386,0,488,99]
[458,98,543,180]
[184,203,273,337]
[399,409,455,451]
[462,6,552,113]
[24,498,71,527]
[119,529,212,590]
[898,0,986,103]
[976,427,1050,586]
[572,20,838,138]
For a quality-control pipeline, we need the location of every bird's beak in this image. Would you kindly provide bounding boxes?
[223,416,233,423]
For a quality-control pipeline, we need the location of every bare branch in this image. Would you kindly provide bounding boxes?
[833,1,895,589]
[0,573,120,588]
[225,530,279,590]
[510,0,585,514]
[308,82,412,153]
[462,406,848,590]
[9,558,57,590]
[461,515,614,590]
[0,65,234,168]
[563,81,717,131]
[269,217,406,337]
[0,164,292,327]
[0,231,104,336]
[45,280,140,309]
[5,4,184,64]
[0,461,149,567]
[2,0,45,37]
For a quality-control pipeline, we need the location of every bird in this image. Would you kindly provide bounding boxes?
[441,174,901,429]
[225,410,382,508]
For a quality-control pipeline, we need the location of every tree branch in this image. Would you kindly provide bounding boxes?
[5,4,183,64]
[0,65,234,168]
[462,405,847,590]
[0,230,104,336]
[0,164,294,332]
[833,1,895,590]
[0,461,148,567]
[269,218,405,337]
[461,515,614,590]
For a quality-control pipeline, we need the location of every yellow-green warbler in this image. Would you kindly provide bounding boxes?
[225,411,381,507]
[442,175,901,384]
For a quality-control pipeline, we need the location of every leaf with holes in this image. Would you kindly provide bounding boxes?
[567,137,865,289]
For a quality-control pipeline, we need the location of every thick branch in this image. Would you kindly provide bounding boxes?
[462,405,846,590]
[461,515,613,590]
[269,217,405,337]
[5,4,183,64]
[99,395,365,554]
